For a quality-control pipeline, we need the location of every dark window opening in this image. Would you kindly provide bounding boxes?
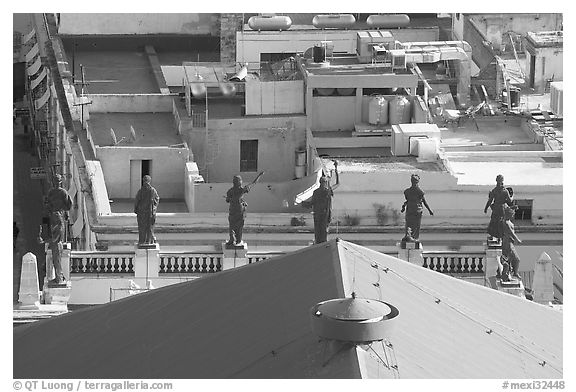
[240,140,258,172]
[514,199,533,221]
[141,160,151,184]
[260,53,296,62]
[313,88,357,97]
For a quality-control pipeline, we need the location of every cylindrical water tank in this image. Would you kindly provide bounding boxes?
[248,15,292,31]
[313,14,356,29]
[389,96,411,125]
[313,45,326,62]
[295,150,306,166]
[366,14,410,28]
[368,96,389,125]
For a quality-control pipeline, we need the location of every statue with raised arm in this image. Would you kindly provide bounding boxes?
[45,174,72,284]
[401,174,433,241]
[225,172,264,247]
[302,161,340,244]
[484,174,514,240]
[134,175,159,246]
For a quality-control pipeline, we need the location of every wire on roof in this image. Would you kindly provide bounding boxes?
[338,242,563,374]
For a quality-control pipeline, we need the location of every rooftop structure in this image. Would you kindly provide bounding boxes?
[14,240,563,379]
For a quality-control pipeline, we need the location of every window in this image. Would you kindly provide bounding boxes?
[514,199,533,221]
[240,140,258,172]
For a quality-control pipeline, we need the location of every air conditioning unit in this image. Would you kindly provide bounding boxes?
[371,44,388,62]
[389,49,407,69]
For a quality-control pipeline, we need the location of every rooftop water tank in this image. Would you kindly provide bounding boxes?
[367,14,410,29]
[248,15,292,31]
[310,295,399,343]
[313,44,326,63]
[389,95,411,125]
[368,96,389,125]
[313,14,356,29]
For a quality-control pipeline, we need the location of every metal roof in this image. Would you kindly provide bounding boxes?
[14,239,562,379]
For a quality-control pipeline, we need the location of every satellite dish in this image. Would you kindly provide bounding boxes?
[229,65,248,82]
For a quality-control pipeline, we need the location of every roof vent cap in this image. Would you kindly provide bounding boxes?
[310,294,399,344]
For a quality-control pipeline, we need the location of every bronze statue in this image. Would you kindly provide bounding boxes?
[302,163,339,244]
[45,174,72,284]
[134,175,159,245]
[501,205,522,281]
[401,174,433,240]
[225,172,263,247]
[484,174,514,240]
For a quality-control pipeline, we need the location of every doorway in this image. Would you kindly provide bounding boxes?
[129,159,152,197]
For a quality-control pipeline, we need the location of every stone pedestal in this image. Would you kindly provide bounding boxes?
[18,252,41,309]
[497,279,526,299]
[484,244,503,278]
[396,241,424,266]
[532,252,554,305]
[222,242,248,270]
[135,243,160,279]
[43,281,72,305]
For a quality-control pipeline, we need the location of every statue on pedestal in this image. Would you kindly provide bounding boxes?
[401,174,433,240]
[484,174,514,241]
[134,175,159,246]
[45,174,72,284]
[225,172,263,247]
[302,161,340,244]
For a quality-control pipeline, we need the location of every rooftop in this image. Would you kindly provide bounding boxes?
[89,113,182,147]
[526,31,563,48]
[14,240,562,379]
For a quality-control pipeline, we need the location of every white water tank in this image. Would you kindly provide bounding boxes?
[368,96,389,125]
[389,95,411,125]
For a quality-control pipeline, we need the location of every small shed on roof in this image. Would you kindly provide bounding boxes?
[14,239,562,379]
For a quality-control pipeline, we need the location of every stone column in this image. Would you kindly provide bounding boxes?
[18,252,40,309]
[532,252,554,305]
[222,242,248,270]
[396,241,424,266]
[134,243,160,282]
[220,14,243,65]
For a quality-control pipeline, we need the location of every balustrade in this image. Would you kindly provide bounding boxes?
[422,252,484,274]
[159,253,222,273]
[70,252,134,274]
[247,252,285,264]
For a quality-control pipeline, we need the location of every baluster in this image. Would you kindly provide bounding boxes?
[216,257,222,271]
[456,256,463,273]
[166,257,173,273]
[442,257,449,272]
[112,257,119,272]
[106,257,113,273]
[477,257,484,273]
[100,257,107,273]
[173,257,180,272]
[470,257,477,273]
[127,257,134,273]
[194,257,201,272]
[201,256,208,273]
[120,257,127,273]
[449,257,456,273]
[159,257,165,273]
[180,257,187,272]
[462,257,469,273]
[209,257,215,272]
[186,257,193,272]
[71,257,79,273]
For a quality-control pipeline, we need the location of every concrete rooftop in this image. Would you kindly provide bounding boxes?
[89,113,182,147]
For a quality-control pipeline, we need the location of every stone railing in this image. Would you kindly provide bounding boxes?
[71,251,135,274]
[159,252,222,274]
[247,251,286,264]
[422,251,485,274]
